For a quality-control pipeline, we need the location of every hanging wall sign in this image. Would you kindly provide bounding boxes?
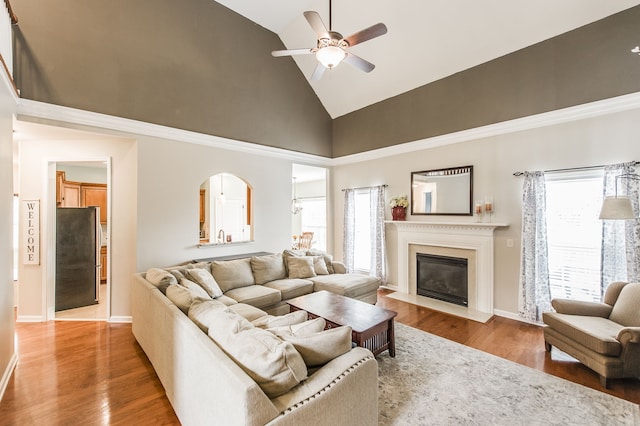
[22,199,40,265]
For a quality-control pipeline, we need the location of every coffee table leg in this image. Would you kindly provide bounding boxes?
[388,318,395,357]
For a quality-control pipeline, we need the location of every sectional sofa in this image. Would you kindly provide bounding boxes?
[131,250,381,425]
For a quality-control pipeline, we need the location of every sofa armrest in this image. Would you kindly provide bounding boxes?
[617,327,640,344]
[269,347,377,423]
[550,299,612,317]
[331,261,347,274]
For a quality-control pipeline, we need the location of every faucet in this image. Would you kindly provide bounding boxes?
[217,229,225,243]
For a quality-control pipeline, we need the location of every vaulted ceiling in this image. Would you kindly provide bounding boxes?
[215,0,640,118]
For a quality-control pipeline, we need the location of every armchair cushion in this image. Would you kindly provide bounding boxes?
[608,283,640,326]
[542,312,623,356]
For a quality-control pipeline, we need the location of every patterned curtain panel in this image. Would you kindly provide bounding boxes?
[369,185,387,284]
[601,162,640,291]
[343,189,355,272]
[519,171,551,323]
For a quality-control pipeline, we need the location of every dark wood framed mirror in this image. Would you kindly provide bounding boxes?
[411,165,473,215]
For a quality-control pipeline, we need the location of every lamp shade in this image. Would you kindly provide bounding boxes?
[599,196,634,220]
[316,46,345,69]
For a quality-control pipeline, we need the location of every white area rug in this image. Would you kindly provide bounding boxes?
[377,323,640,425]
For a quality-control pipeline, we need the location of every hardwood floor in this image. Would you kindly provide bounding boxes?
[1,290,638,425]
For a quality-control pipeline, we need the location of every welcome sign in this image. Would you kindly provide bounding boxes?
[22,199,40,265]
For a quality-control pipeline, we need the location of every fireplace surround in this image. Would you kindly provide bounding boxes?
[386,221,507,322]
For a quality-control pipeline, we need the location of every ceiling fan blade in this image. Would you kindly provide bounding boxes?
[310,63,326,81]
[343,52,375,73]
[271,48,314,57]
[304,11,329,39]
[343,23,387,47]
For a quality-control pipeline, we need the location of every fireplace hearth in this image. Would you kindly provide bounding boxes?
[417,253,468,307]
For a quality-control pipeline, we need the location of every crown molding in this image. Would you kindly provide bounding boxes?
[332,91,640,166]
[16,91,640,168]
[16,99,333,166]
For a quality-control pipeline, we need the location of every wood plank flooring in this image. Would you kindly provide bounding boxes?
[1,289,638,425]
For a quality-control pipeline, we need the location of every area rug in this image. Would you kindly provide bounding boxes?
[377,323,640,425]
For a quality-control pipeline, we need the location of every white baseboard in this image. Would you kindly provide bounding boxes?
[0,352,18,402]
[493,309,543,327]
[16,315,44,323]
[108,316,132,323]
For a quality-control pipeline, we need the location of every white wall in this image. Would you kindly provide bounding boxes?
[0,70,15,400]
[332,106,640,316]
[136,136,293,270]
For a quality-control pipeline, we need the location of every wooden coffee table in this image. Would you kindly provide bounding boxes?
[287,291,397,357]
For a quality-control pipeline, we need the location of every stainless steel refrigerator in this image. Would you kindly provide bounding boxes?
[55,207,101,311]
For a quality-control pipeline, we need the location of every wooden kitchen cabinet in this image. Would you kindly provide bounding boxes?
[81,184,107,223]
[100,246,107,283]
[200,189,206,224]
[61,182,81,207]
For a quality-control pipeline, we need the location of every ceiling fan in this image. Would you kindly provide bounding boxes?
[271,0,387,80]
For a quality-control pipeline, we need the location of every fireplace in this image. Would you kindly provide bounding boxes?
[417,253,468,307]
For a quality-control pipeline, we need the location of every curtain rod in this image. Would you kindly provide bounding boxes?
[341,184,388,192]
[513,161,639,176]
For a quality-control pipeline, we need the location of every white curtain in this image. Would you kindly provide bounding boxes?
[342,185,387,283]
[601,162,640,292]
[369,185,387,284]
[519,171,551,323]
[343,189,355,272]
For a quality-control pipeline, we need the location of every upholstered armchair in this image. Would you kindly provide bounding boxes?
[542,281,640,388]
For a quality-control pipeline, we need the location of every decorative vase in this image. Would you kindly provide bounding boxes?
[392,206,406,221]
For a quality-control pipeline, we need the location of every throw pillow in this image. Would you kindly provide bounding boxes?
[306,249,334,274]
[207,309,307,398]
[210,258,255,292]
[185,268,224,298]
[281,325,353,367]
[251,310,308,328]
[282,249,306,274]
[165,284,207,314]
[287,256,316,279]
[188,298,228,332]
[251,253,287,285]
[145,268,177,293]
[312,256,329,275]
[179,278,212,300]
[268,317,326,338]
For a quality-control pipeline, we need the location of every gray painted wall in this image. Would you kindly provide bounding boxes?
[12,0,332,156]
[332,6,640,157]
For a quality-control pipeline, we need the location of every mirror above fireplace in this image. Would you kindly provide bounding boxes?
[411,165,473,215]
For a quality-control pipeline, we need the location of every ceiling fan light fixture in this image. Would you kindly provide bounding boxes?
[316,46,345,69]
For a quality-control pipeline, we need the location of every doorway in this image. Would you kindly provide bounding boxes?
[53,161,110,321]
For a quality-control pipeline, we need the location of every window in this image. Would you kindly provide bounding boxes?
[353,190,372,272]
[546,170,604,303]
[299,197,326,251]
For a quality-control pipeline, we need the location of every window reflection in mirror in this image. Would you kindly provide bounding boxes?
[411,165,473,215]
[199,173,253,244]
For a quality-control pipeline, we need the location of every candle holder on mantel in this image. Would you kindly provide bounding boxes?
[484,196,494,223]
[474,199,483,222]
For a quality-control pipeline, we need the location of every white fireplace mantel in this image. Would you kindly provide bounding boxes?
[386,221,508,322]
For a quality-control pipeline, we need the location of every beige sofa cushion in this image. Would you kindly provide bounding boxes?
[310,273,380,298]
[207,309,307,398]
[542,312,624,356]
[228,303,269,322]
[287,256,316,279]
[307,249,335,274]
[251,310,308,328]
[268,317,327,338]
[188,298,228,332]
[179,278,212,300]
[224,285,282,309]
[145,268,177,293]
[281,325,353,367]
[263,278,314,300]
[165,284,208,314]
[185,268,224,298]
[251,254,287,285]
[609,283,640,326]
[211,258,255,292]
